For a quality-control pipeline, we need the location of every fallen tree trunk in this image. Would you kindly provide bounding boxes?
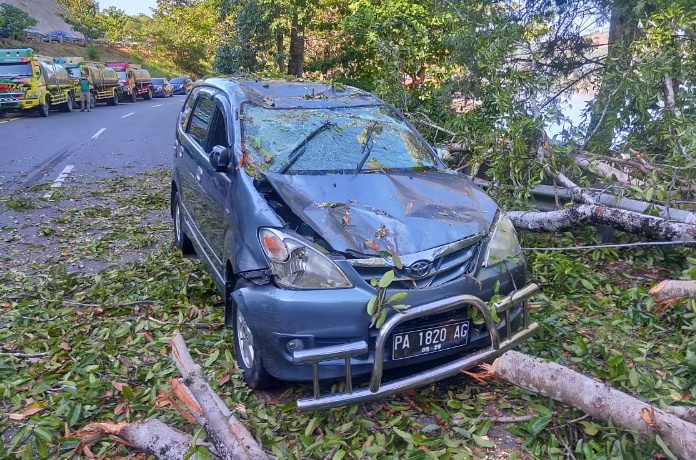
[507,204,696,242]
[73,420,218,460]
[648,280,696,301]
[74,332,268,460]
[487,351,696,460]
[171,331,268,460]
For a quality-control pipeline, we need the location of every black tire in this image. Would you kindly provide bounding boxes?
[90,93,96,109]
[106,89,119,106]
[232,279,272,389]
[173,191,194,255]
[143,87,153,100]
[130,90,136,103]
[63,94,74,112]
[38,98,49,117]
[0,110,6,119]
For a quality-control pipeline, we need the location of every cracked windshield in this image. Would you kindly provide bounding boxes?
[242,104,438,173]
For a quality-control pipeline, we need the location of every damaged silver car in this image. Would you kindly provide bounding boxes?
[171,78,539,411]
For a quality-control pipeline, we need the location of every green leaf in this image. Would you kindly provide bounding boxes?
[388,292,407,303]
[472,434,495,448]
[204,349,220,367]
[122,385,134,400]
[393,426,414,444]
[375,308,388,329]
[531,416,552,435]
[629,368,639,387]
[580,420,600,436]
[655,434,678,460]
[392,253,403,270]
[32,426,52,442]
[581,278,594,290]
[379,270,395,288]
[305,417,320,436]
[367,297,377,316]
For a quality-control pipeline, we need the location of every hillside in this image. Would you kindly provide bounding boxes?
[0,37,132,63]
[2,0,83,37]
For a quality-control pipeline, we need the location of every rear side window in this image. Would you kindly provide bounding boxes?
[179,87,200,130]
[187,96,215,148]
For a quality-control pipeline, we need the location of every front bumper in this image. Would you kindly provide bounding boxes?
[291,283,539,411]
[0,98,38,110]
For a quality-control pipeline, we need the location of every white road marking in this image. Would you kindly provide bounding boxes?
[121,112,135,118]
[91,128,106,139]
[151,104,163,107]
[44,165,75,198]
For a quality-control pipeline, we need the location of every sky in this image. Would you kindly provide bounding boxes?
[98,0,157,17]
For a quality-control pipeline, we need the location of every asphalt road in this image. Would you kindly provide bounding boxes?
[0,94,185,196]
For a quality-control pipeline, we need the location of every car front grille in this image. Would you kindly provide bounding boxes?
[349,241,480,289]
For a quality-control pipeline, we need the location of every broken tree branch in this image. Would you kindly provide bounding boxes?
[487,351,696,460]
[73,420,219,460]
[571,152,646,187]
[507,204,696,242]
[648,280,696,301]
[171,331,268,460]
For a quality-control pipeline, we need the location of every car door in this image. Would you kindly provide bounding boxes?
[177,87,215,256]
[197,94,234,279]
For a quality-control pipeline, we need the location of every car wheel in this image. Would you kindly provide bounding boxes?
[232,279,272,389]
[130,91,136,103]
[90,93,96,109]
[63,93,74,112]
[173,191,194,255]
[38,98,49,117]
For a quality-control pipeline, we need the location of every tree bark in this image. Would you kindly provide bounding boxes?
[648,280,696,301]
[171,331,268,460]
[74,420,219,460]
[487,351,696,460]
[288,12,304,77]
[507,204,696,242]
[571,152,646,187]
[275,9,286,74]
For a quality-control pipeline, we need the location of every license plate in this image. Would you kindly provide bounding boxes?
[392,320,470,360]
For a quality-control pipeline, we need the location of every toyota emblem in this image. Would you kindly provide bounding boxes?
[407,260,432,279]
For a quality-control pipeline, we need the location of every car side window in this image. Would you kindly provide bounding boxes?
[207,107,228,152]
[187,96,216,149]
[179,87,199,130]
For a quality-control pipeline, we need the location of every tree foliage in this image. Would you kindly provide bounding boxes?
[0,3,38,38]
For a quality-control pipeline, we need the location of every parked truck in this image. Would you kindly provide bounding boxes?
[105,61,152,102]
[0,48,75,117]
[55,57,122,107]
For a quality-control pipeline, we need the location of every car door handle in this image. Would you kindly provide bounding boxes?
[196,166,203,182]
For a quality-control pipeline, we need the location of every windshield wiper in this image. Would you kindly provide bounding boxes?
[278,121,336,174]
[355,121,378,173]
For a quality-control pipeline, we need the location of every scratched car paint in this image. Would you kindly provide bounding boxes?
[170,78,540,410]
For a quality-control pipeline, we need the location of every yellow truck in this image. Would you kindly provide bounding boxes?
[54,57,122,107]
[0,48,75,117]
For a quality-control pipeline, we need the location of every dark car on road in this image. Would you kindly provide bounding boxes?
[170,76,193,95]
[171,78,539,411]
[152,78,173,97]
[43,31,76,43]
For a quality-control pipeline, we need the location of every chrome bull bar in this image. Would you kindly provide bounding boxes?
[293,283,539,411]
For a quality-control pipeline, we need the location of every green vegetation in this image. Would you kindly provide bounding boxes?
[0,3,38,38]
[1,169,694,459]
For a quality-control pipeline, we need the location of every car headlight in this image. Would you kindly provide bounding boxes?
[483,213,521,267]
[259,228,352,289]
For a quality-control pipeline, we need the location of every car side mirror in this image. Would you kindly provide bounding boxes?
[209,145,230,172]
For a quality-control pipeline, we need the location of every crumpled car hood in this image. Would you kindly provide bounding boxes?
[263,171,498,256]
